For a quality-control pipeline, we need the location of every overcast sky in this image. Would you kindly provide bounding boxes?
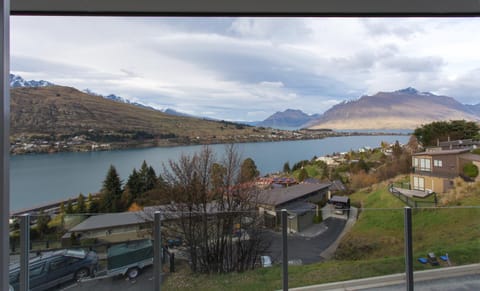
[10,17,480,121]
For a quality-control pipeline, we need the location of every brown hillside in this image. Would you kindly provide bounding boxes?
[10,86,254,138]
[308,89,479,130]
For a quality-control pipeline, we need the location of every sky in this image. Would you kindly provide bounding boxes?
[10,17,480,121]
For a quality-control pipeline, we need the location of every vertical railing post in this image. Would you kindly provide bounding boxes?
[404,207,414,291]
[281,209,288,291]
[154,211,162,291]
[20,214,30,291]
[0,0,10,290]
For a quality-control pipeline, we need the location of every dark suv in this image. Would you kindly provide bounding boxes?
[9,249,98,291]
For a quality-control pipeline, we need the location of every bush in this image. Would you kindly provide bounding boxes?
[463,162,479,178]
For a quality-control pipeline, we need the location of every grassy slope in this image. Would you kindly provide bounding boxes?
[163,180,480,290]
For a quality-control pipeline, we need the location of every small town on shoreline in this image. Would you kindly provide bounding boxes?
[10,127,408,155]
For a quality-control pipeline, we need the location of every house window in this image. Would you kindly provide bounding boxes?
[434,160,442,167]
[413,176,425,191]
[415,158,431,171]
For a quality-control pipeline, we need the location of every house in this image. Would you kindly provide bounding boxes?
[256,183,330,233]
[437,138,479,151]
[62,211,152,246]
[410,148,480,193]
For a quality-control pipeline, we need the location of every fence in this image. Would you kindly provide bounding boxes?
[389,184,438,208]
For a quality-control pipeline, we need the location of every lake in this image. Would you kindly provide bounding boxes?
[10,135,409,212]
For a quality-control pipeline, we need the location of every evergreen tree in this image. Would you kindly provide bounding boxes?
[239,158,260,183]
[145,166,158,191]
[283,162,291,173]
[66,199,73,214]
[100,165,123,212]
[87,193,99,213]
[126,168,142,199]
[59,202,65,214]
[76,194,86,213]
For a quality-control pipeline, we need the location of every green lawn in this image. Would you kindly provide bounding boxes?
[163,181,480,290]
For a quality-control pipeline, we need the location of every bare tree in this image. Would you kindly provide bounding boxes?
[159,145,270,273]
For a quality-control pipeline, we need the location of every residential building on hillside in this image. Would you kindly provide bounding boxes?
[62,211,152,246]
[256,183,330,233]
[410,147,480,193]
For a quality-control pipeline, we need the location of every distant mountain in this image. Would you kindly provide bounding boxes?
[307,88,480,130]
[465,103,480,116]
[257,109,320,129]
[163,108,194,117]
[9,74,54,88]
[82,88,159,112]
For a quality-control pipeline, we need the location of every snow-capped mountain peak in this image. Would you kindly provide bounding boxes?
[9,74,54,88]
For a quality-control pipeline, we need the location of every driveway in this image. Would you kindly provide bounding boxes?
[265,217,347,265]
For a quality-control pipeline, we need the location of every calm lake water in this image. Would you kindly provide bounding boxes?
[10,135,408,212]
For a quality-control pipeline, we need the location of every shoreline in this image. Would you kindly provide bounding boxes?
[10,131,410,156]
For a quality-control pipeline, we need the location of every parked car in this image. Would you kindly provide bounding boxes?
[9,249,98,291]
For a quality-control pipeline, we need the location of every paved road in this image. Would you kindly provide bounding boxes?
[367,274,480,291]
[266,217,346,264]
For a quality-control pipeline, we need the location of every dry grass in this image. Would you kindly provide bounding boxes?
[439,178,480,206]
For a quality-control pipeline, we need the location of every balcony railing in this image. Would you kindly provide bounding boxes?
[7,205,480,291]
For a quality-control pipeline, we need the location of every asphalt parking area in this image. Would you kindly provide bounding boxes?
[265,217,347,265]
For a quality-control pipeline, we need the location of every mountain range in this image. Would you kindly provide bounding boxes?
[9,74,480,131]
[255,109,320,129]
[306,87,479,130]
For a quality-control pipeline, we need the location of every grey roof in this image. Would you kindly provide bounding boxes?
[330,179,346,192]
[413,149,470,156]
[256,183,330,207]
[459,152,480,162]
[69,211,151,232]
[330,195,350,204]
[285,201,316,215]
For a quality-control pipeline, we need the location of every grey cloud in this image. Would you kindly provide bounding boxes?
[11,55,123,82]
[361,19,422,39]
[229,18,313,43]
[381,56,445,73]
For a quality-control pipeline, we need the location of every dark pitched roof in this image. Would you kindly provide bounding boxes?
[256,183,330,207]
[330,195,350,204]
[69,211,150,232]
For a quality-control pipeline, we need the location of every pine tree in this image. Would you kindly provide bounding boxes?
[66,199,73,214]
[100,165,123,212]
[76,194,86,213]
[283,162,291,173]
[87,193,99,213]
[126,168,141,199]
